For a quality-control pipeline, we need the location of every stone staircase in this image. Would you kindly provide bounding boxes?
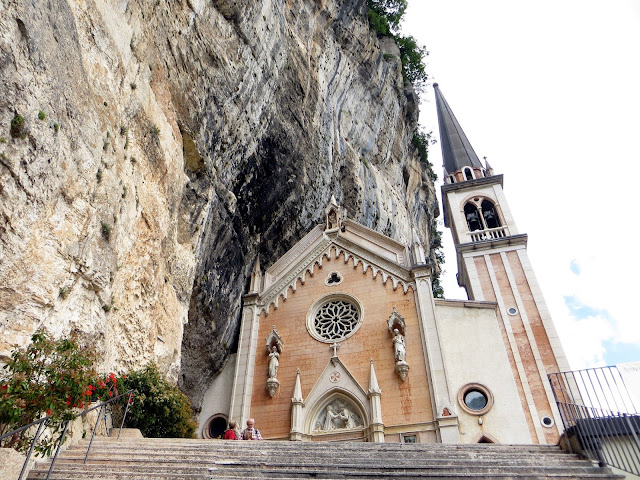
[27,438,624,480]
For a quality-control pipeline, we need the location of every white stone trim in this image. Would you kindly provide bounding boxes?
[258,238,415,316]
[229,302,261,428]
[460,243,527,258]
[464,256,485,301]
[484,254,545,443]
[500,252,564,430]
[514,249,572,430]
[413,268,460,443]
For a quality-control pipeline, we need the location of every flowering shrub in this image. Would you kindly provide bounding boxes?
[0,331,97,455]
[117,364,196,438]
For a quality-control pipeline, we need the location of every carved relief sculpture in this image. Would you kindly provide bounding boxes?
[314,399,363,432]
[265,326,284,397]
[387,307,410,381]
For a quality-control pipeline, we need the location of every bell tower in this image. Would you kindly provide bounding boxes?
[434,84,570,443]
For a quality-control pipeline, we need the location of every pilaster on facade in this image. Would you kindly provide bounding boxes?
[229,294,261,429]
[484,254,546,443]
[411,264,459,443]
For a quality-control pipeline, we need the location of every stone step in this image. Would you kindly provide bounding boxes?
[208,463,614,475]
[69,442,571,457]
[25,439,624,480]
[48,452,589,467]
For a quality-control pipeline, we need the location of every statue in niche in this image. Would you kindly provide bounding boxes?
[327,209,338,229]
[268,345,280,379]
[265,326,283,398]
[387,308,410,381]
[392,328,406,362]
[314,400,363,432]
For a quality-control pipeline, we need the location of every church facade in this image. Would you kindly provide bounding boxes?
[197,85,570,445]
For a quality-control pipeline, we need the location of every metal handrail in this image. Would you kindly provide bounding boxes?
[0,389,134,480]
[549,367,640,476]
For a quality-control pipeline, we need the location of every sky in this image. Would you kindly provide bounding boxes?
[402,0,640,370]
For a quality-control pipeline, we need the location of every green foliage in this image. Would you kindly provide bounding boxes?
[96,168,103,183]
[430,223,445,298]
[10,114,28,139]
[117,364,196,438]
[396,35,428,91]
[150,125,161,137]
[0,331,96,456]
[0,137,6,143]
[366,0,428,95]
[130,82,137,90]
[38,110,46,121]
[367,0,407,35]
[412,128,437,181]
[58,286,70,299]
[53,123,59,133]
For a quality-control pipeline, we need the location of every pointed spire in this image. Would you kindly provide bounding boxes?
[411,227,426,265]
[369,359,381,395]
[484,156,494,176]
[292,368,303,403]
[433,84,483,175]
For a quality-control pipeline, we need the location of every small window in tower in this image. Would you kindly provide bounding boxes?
[464,203,483,232]
[464,167,474,180]
[481,200,501,229]
[448,175,455,184]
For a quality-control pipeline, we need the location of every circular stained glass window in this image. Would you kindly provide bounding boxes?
[307,295,363,343]
[464,390,488,411]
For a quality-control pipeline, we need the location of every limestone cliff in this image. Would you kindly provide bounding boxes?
[0,0,438,408]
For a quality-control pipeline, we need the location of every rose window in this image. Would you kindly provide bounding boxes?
[307,295,363,342]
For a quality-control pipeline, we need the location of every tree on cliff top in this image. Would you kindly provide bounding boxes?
[367,0,428,94]
[367,0,407,35]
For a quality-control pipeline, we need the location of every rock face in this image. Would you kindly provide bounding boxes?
[0,0,438,408]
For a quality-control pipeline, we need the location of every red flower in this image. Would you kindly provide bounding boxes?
[108,391,113,397]
[46,409,52,416]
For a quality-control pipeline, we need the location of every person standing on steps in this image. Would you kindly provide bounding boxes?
[241,418,263,440]
[223,420,240,440]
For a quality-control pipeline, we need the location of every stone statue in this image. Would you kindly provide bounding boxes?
[339,405,359,429]
[268,345,279,379]
[392,328,406,362]
[323,405,340,430]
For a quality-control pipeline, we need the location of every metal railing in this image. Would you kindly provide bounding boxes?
[549,366,640,475]
[0,390,134,480]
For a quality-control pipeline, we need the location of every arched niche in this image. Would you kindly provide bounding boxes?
[304,390,369,438]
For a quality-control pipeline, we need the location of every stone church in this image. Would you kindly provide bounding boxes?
[197,84,571,445]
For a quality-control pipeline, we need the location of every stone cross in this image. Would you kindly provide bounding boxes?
[330,342,341,357]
